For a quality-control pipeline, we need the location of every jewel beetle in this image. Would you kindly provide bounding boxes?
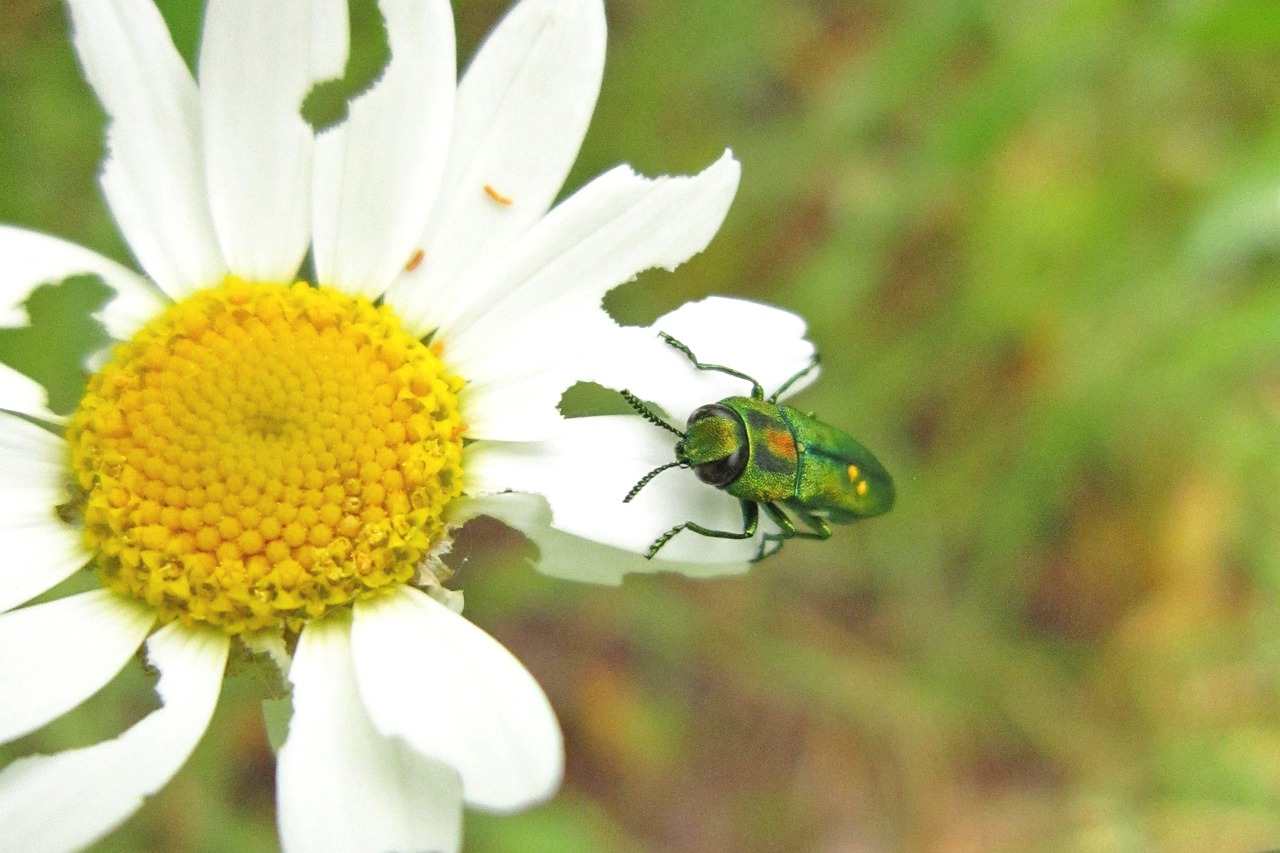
[621,333,895,560]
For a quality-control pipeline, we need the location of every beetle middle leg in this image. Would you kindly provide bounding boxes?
[756,502,831,560]
[646,500,759,560]
[767,351,821,404]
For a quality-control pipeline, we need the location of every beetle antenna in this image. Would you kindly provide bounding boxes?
[624,461,687,503]
[619,390,684,438]
[768,350,822,404]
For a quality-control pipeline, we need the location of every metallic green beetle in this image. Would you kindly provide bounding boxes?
[622,333,895,560]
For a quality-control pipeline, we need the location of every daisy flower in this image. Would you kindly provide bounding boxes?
[0,0,765,850]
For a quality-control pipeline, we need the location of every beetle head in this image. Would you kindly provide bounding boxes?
[679,404,749,487]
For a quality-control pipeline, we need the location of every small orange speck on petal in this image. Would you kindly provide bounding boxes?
[483,183,513,205]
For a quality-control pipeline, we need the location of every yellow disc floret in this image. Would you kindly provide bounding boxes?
[66,278,466,634]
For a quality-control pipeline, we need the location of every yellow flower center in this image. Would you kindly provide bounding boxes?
[66,278,466,634]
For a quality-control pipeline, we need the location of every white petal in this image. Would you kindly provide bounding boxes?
[0,621,228,853]
[599,296,820,423]
[0,364,57,424]
[457,293,808,441]
[312,0,456,299]
[0,512,90,615]
[410,154,741,442]
[351,585,563,811]
[456,492,751,585]
[65,0,227,298]
[278,613,463,853]
[465,416,773,563]
[199,0,348,282]
[447,152,739,360]
[385,0,607,336]
[0,590,154,744]
[454,307,616,441]
[0,225,165,349]
[437,153,740,441]
[0,415,76,606]
[0,412,70,494]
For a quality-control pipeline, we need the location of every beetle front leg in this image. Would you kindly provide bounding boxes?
[658,333,766,400]
[645,500,759,560]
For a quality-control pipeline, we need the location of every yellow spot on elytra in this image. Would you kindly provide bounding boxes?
[67,278,466,635]
[404,248,425,271]
[483,183,514,205]
[847,464,860,482]
[856,480,868,496]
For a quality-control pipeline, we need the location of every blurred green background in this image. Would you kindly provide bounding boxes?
[4,0,1280,850]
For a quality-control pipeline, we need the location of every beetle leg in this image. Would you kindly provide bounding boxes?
[767,351,822,404]
[755,536,786,561]
[793,508,833,540]
[756,502,796,560]
[658,333,766,400]
[756,503,831,560]
[646,500,759,559]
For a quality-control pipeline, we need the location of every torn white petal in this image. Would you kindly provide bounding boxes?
[313,0,456,299]
[599,295,820,424]
[352,586,562,811]
[65,0,227,298]
[278,613,463,853]
[0,224,165,347]
[386,0,607,337]
[200,0,348,282]
[442,152,741,378]
[0,590,154,744]
[0,621,228,853]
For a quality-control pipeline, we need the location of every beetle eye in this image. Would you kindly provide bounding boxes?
[693,445,747,486]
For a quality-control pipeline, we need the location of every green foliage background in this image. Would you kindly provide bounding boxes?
[4,0,1280,850]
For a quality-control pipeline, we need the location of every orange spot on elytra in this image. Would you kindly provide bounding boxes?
[404,248,425,272]
[763,428,796,461]
[483,184,513,205]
